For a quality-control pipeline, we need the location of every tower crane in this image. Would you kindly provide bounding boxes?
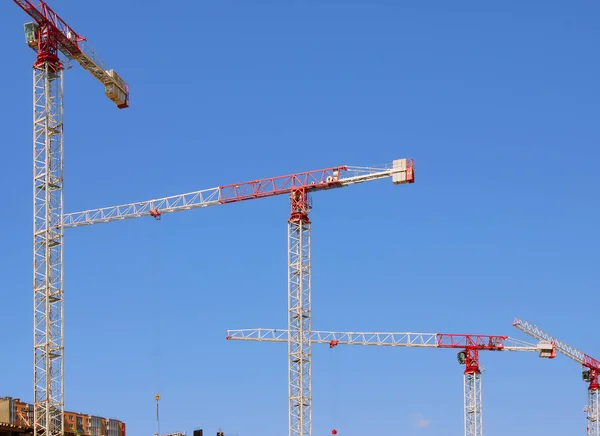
[226,328,555,436]
[513,317,599,436]
[12,2,129,436]
[58,159,414,436]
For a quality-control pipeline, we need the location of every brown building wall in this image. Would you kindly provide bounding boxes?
[0,399,10,425]
[0,398,124,436]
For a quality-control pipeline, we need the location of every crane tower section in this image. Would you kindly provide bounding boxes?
[31,45,64,436]
[13,2,129,436]
[288,188,312,436]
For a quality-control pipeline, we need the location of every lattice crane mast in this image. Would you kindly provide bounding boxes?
[226,328,554,436]
[59,159,414,436]
[513,317,599,436]
[12,2,129,436]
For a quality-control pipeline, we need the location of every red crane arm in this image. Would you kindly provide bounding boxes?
[218,166,346,204]
[436,334,508,350]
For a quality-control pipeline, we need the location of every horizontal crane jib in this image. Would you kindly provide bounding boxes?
[225,329,539,351]
[61,158,413,228]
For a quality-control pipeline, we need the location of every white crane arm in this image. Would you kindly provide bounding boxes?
[62,187,221,228]
[226,328,540,351]
[513,317,598,368]
[226,329,438,347]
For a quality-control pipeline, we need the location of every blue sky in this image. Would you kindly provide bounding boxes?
[1,0,599,435]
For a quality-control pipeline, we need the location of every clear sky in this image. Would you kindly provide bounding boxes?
[1,1,599,435]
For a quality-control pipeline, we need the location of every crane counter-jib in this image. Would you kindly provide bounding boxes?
[72,46,129,108]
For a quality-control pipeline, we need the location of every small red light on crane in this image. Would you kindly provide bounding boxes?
[331,429,338,435]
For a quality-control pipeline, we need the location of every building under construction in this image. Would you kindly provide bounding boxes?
[0,398,125,436]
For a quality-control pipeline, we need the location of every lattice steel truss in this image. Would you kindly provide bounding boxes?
[588,390,600,436]
[288,189,312,436]
[513,318,599,436]
[13,6,414,436]
[13,3,130,436]
[55,159,412,436]
[464,372,482,436]
[33,62,64,436]
[462,349,482,436]
[227,329,552,435]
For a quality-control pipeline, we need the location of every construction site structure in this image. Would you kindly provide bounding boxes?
[57,160,413,436]
[13,4,413,436]
[0,397,125,436]
[513,318,599,436]
[12,2,130,436]
[54,158,413,436]
[226,328,555,436]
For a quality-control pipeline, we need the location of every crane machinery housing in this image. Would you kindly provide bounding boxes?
[226,328,555,436]
[12,2,130,436]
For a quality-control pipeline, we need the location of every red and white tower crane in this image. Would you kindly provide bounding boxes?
[58,159,414,436]
[226,328,555,436]
[513,317,599,436]
[12,2,129,436]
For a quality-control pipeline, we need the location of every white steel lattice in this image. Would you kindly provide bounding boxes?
[513,318,589,365]
[288,219,311,436]
[513,318,600,436]
[589,390,599,436]
[464,372,482,436]
[225,329,538,350]
[62,187,221,227]
[227,328,543,436]
[33,64,64,436]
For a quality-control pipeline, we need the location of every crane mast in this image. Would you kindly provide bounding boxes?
[513,318,599,436]
[12,2,129,436]
[32,39,64,436]
[226,328,553,436]
[288,188,312,436]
